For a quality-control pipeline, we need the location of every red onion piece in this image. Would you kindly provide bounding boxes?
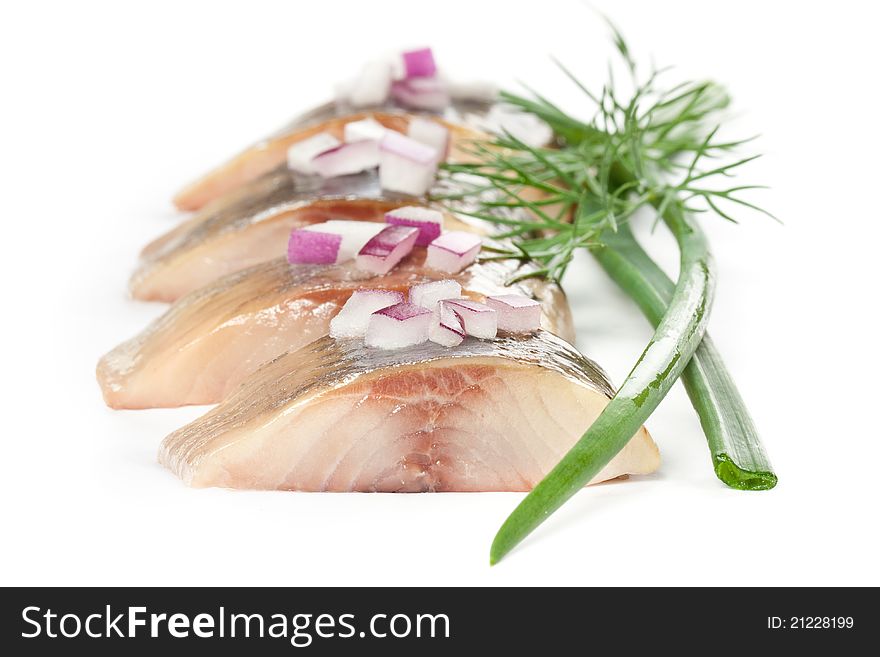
[425,231,482,273]
[287,133,341,174]
[330,289,405,339]
[384,205,443,246]
[365,302,432,349]
[343,117,388,143]
[287,220,385,264]
[356,225,419,275]
[390,77,450,111]
[429,303,465,347]
[486,295,542,333]
[441,299,497,339]
[409,279,462,308]
[311,140,380,178]
[401,48,437,78]
[407,117,450,160]
[379,132,438,196]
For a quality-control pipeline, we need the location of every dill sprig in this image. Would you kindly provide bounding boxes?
[433,22,775,282]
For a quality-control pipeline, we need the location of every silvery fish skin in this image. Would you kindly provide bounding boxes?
[159,331,659,492]
[135,116,492,302]
[100,252,575,409]
[171,109,487,212]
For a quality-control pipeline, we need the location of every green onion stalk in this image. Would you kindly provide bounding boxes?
[594,224,776,491]
[491,203,714,564]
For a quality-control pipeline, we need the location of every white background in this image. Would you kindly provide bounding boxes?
[2,0,878,586]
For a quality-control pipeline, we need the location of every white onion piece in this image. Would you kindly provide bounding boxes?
[486,295,541,333]
[384,205,443,246]
[329,289,404,339]
[365,303,432,349]
[407,117,450,160]
[379,132,438,196]
[344,117,388,143]
[401,48,437,78]
[288,220,384,264]
[311,140,380,177]
[287,133,341,174]
[441,299,497,339]
[408,279,462,309]
[447,78,499,103]
[483,105,553,147]
[349,60,392,107]
[356,225,419,275]
[425,231,482,273]
[390,77,450,111]
[429,303,465,347]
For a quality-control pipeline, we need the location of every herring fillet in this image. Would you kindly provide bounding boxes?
[98,254,575,409]
[172,111,484,212]
[159,332,659,492]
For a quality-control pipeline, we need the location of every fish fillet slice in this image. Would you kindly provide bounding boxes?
[172,111,482,212]
[160,332,659,492]
[98,254,574,409]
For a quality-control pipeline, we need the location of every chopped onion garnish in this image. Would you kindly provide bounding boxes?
[486,295,541,333]
[311,140,380,178]
[440,299,497,339]
[425,231,482,273]
[391,77,450,111]
[349,60,392,107]
[329,289,404,338]
[401,48,437,78]
[287,133,341,174]
[356,225,419,275]
[379,132,438,196]
[447,79,499,103]
[409,279,462,308]
[384,206,443,246]
[288,220,384,264]
[483,105,553,147]
[343,117,388,143]
[407,117,450,160]
[365,303,432,349]
[429,303,465,347]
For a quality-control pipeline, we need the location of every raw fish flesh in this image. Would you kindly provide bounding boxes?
[99,254,574,409]
[159,331,660,492]
[173,111,484,212]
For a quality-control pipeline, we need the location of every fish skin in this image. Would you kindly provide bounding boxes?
[99,253,575,409]
[134,169,486,303]
[159,331,659,492]
[172,110,485,212]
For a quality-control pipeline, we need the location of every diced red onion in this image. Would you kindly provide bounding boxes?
[329,289,404,339]
[425,231,482,273]
[343,117,388,143]
[288,220,385,264]
[311,140,380,178]
[384,206,443,246]
[440,299,497,339]
[401,48,437,78]
[379,132,438,196]
[356,225,419,275]
[365,302,432,349]
[486,295,541,333]
[407,117,450,160]
[390,77,450,111]
[349,60,393,107]
[429,303,465,347]
[409,279,462,308]
[287,133,341,174]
